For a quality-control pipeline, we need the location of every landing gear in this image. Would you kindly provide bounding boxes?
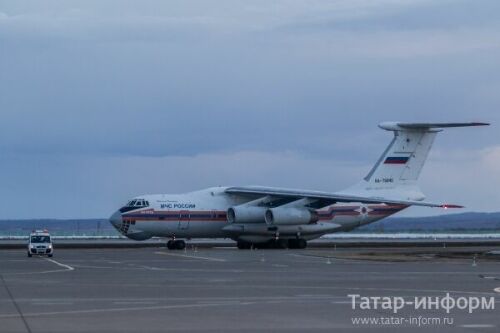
[274,239,288,249]
[288,239,307,249]
[237,239,307,250]
[167,239,186,250]
[27,251,32,257]
[237,240,252,250]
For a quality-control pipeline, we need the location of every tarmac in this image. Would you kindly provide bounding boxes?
[2,237,500,249]
[1,245,499,332]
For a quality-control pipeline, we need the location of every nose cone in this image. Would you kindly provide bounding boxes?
[109,210,123,229]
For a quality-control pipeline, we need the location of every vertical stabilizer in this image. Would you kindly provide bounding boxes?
[342,122,489,201]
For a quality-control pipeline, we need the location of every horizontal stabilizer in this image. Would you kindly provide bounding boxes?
[379,122,490,131]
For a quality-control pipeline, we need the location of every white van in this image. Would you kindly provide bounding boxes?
[28,230,53,257]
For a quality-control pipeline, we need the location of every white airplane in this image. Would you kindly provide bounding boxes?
[109,121,489,250]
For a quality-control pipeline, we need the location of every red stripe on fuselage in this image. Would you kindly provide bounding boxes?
[123,205,407,223]
[122,210,228,222]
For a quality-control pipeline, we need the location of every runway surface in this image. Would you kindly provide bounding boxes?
[1,246,499,332]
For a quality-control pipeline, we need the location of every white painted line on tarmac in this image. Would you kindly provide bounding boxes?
[4,258,76,275]
[494,287,500,293]
[72,265,114,269]
[196,300,241,305]
[32,302,74,306]
[113,301,159,305]
[460,324,495,328]
[44,258,74,271]
[0,302,238,318]
[133,265,166,271]
[154,251,226,262]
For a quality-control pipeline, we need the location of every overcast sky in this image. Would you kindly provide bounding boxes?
[0,0,499,219]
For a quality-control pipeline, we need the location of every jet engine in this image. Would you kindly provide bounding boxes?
[265,207,319,225]
[227,206,266,224]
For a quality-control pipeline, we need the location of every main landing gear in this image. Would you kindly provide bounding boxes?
[237,239,307,250]
[237,240,252,249]
[288,239,307,249]
[167,239,186,250]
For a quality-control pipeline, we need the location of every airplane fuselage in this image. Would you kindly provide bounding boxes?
[110,187,405,243]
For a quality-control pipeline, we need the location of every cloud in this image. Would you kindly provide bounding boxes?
[417,145,500,215]
[0,145,497,219]
[0,1,431,37]
[0,150,366,219]
[0,0,498,218]
[2,0,499,54]
[281,28,500,59]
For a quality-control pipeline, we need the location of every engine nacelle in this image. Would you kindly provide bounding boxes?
[227,206,266,224]
[265,207,319,225]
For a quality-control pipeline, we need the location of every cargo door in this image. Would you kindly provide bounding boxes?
[178,210,190,230]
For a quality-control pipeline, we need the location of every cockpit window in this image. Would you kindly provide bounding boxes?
[124,199,149,208]
[120,199,149,213]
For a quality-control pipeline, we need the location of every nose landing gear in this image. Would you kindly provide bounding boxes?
[167,239,186,250]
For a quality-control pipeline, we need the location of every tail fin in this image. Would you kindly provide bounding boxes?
[342,122,489,200]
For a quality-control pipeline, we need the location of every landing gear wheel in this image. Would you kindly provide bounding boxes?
[174,240,186,250]
[167,240,176,250]
[297,239,307,249]
[27,252,32,257]
[288,239,307,249]
[237,240,252,250]
[274,239,288,249]
[48,254,53,258]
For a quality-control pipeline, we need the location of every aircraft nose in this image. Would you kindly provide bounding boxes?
[109,210,123,228]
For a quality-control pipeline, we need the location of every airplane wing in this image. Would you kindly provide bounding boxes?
[225,186,463,209]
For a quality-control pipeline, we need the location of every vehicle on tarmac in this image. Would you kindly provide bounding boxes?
[28,230,53,257]
[109,121,489,250]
